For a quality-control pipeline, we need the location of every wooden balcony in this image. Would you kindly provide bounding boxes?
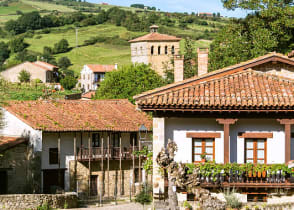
[77,146,140,161]
[198,171,294,189]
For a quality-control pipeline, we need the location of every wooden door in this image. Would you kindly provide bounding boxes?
[90,175,98,196]
[43,169,64,194]
[0,171,7,194]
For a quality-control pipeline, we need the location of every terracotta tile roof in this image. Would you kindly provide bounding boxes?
[288,50,294,58]
[82,91,96,99]
[31,63,53,71]
[137,69,294,110]
[34,61,58,70]
[0,136,28,152]
[86,64,115,73]
[129,32,181,43]
[134,52,294,100]
[3,100,152,132]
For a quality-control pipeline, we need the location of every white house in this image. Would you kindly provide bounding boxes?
[134,52,294,202]
[0,99,152,196]
[80,64,117,92]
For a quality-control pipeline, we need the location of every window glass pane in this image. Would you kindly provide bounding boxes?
[258,160,264,164]
[194,147,202,153]
[246,159,254,163]
[257,150,264,159]
[246,140,254,149]
[246,150,253,158]
[194,140,202,146]
[205,147,213,154]
[205,139,213,146]
[206,155,213,161]
[194,155,201,161]
[257,140,265,149]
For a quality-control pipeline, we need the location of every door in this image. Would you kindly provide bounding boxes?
[0,171,7,194]
[43,169,65,194]
[90,175,98,196]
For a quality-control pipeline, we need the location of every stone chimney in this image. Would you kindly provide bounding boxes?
[197,48,209,76]
[174,55,184,82]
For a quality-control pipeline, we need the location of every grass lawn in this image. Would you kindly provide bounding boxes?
[0,1,36,15]
[21,0,76,12]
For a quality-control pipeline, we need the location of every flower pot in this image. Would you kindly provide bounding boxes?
[253,171,257,177]
[262,171,266,178]
[201,159,206,163]
[258,171,262,178]
[248,171,252,178]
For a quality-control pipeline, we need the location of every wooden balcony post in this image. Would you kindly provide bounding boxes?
[58,132,61,188]
[101,136,104,196]
[74,132,77,192]
[88,132,91,196]
[119,136,122,195]
[107,134,110,199]
[132,137,135,194]
[278,119,294,163]
[216,119,238,163]
[139,137,142,185]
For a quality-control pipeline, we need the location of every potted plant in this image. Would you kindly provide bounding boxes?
[256,164,262,178]
[246,162,254,178]
[261,164,267,178]
[183,200,192,210]
[200,153,207,163]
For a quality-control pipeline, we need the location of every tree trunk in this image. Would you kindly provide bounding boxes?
[168,171,178,210]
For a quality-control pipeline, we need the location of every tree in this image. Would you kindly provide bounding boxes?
[135,183,152,210]
[58,57,71,69]
[18,70,31,83]
[54,39,69,54]
[183,38,197,79]
[9,36,29,53]
[60,76,77,90]
[95,64,165,103]
[0,42,10,67]
[209,1,294,71]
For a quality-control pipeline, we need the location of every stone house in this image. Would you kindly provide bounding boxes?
[1,99,152,197]
[129,25,181,77]
[134,52,294,203]
[80,64,117,93]
[1,61,58,83]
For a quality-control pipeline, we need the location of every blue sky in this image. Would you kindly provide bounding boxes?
[88,0,249,18]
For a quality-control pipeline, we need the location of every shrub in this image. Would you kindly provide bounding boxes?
[53,39,69,54]
[58,57,71,69]
[60,76,77,90]
[18,70,31,83]
[224,189,242,209]
[135,183,152,209]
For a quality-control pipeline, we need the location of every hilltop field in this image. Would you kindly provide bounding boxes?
[0,0,227,74]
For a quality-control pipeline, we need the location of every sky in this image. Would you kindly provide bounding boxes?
[88,0,249,18]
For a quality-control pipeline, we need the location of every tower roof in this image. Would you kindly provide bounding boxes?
[128,32,181,43]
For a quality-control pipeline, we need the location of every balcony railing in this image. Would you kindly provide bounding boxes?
[77,146,140,161]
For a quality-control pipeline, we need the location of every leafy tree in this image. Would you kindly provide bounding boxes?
[18,70,31,83]
[58,57,71,69]
[9,36,29,53]
[0,42,10,67]
[60,76,77,90]
[95,64,165,103]
[53,39,70,54]
[183,38,197,79]
[135,183,152,210]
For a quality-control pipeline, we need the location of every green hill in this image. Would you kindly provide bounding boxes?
[0,0,226,75]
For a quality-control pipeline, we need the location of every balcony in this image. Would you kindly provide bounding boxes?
[77,146,140,161]
[185,163,294,189]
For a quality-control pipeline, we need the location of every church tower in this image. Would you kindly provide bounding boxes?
[129,25,181,77]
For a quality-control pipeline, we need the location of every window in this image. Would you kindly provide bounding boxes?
[165,46,168,55]
[158,46,161,55]
[140,46,143,55]
[245,139,266,164]
[151,46,154,55]
[49,148,58,165]
[130,132,138,146]
[171,45,175,55]
[112,133,120,147]
[92,133,100,147]
[192,138,215,162]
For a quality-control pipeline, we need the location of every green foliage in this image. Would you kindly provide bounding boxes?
[18,69,31,83]
[224,188,242,209]
[9,36,29,53]
[36,202,54,210]
[183,201,192,210]
[60,76,77,90]
[58,56,71,69]
[54,39,69,54]
[0,41,10,67]
[134,146,153,174]
[135,183,152,207]
[95,64,165,103]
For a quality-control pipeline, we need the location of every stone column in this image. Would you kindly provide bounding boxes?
[216,119,238,163]
[174,55,184,82]
[153,117,165,197]
[197,48,209,76]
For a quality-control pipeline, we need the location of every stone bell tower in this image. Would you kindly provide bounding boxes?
[129,25,181,77]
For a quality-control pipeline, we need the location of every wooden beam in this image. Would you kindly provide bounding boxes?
[139,135,142,185]
[277,119,294,163]
[88,132,91,196]
[58,133,61,188]
[132,137,135,194]
[74,132,77,192]
[101,136,104,196]
[238,132,273,139]
[119,135,122,196]
[107,134,110,199]
[216,119,238,163]
[186,132,221,138]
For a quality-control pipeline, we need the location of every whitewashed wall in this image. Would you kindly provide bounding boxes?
[165,117,286,164]
[80,65,94,92]
[1,109,42,152]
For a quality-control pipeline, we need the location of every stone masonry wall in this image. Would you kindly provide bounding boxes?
[0,194,78,210]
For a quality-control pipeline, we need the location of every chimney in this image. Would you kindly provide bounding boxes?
[197,48,209,76]
[174,55,184,82]
[150,25,159,33]
[114,63,118,70]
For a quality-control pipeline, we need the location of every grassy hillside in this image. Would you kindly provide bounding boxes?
[22,0,76,12]
[0,1,36,15]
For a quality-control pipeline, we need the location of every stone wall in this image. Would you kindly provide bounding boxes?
[0,193,78,210]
